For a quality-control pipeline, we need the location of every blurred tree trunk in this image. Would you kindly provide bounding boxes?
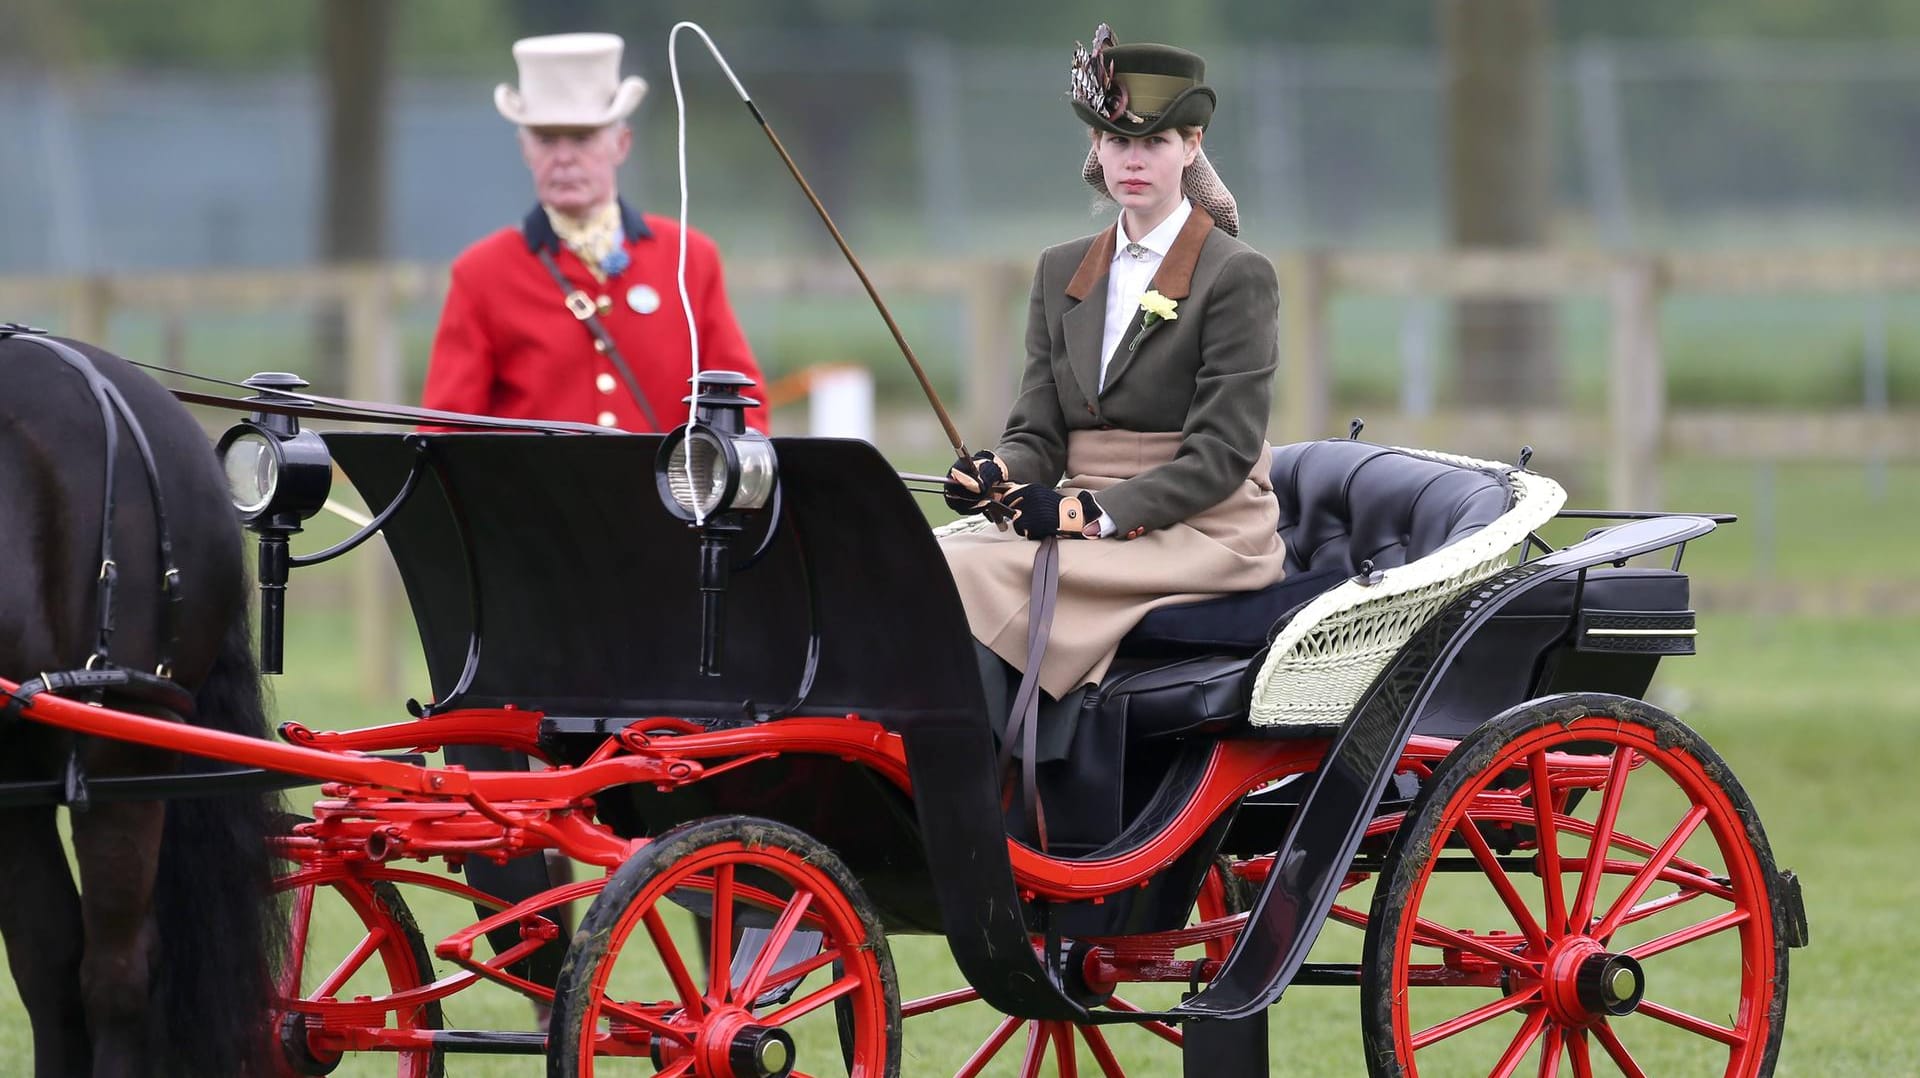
[1441,0,1559,406]
[315,0,391,392]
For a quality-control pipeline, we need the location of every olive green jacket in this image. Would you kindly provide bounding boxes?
[992,209,1281,535]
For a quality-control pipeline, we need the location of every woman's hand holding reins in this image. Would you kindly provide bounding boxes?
[944,451,1011,515]
[1002,485,1101,540]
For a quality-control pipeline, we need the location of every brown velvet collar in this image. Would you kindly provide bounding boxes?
[1064,207,1215,301]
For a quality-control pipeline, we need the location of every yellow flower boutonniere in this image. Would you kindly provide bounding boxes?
[1130,290,1179,351]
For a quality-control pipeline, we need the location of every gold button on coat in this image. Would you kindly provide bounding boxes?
[596,411,618,427]
[595,373,617,394]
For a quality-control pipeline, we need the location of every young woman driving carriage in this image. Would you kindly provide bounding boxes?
[941,29,1308,755]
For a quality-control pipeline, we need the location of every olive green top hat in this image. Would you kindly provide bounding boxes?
[1069,30,1216,137]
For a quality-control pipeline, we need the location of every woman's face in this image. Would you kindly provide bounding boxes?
[1095,128,1200,222]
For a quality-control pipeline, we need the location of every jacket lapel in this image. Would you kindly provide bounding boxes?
[1062,226,1117,406]
[1099,209,1214,393]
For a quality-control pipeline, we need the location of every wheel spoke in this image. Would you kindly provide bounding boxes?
[280,883,315,996]
[1591,1021,1648,1078]
[1104,994,1183,1047]
[709,864,736,1002]
[1411,987,1542,1051]
[594,997,694,1042]
[1593,806,1709,940]
[902,986,980,1018]
[741,890,815,1003]
[1568,1028,1594,1078]
[1051,1022,1080,1078]
[1019,1021,1047,1078]
[1490,1008,1548,1078]
[1570,747,1635,931]
[1611,887,1706,929]
[1537,1023,1563,1078]
[1565,858,1730,903]
[1457,811,1549,951]
[1080,1024,1127,1078]
[753,946,840,1002]
[642,907,706,1016]
[1636,999,1744,1047]
[760,971,860,1026]
[1408,916,1539,974]
[312,927,388,1000]
[1625,908,1749,961]
[955,1015,1025,1078]
[1529,751,1569,938]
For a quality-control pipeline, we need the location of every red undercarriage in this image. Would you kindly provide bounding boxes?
[9,677,1733,1072]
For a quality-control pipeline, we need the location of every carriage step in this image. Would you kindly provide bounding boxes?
[1182,999,1268,1076]
[427,1029,549,1054]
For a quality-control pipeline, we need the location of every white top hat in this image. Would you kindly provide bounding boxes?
[495,33,649,128]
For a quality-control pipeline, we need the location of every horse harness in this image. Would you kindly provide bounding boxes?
[0,326,198,779]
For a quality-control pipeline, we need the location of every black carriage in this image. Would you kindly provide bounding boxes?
[211,376,1805,1077]
[0,343,1808,1076]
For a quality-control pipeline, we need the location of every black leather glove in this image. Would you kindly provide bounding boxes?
[944,451,1009,515]
[1004,486,1099,540]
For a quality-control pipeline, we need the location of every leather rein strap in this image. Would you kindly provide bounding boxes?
[534,248,663,433]
[996,536,1062,852]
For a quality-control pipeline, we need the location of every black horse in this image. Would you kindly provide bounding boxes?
[0,332,285,1077]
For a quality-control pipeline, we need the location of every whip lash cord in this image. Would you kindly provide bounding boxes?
[666,22,747,525]
[665,21,977,485]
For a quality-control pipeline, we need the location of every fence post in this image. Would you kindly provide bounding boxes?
[345,266,402,701]
[1277,251,1331,442]
[68,275,111,345]
[964,261,1024,446]
[1607,256,1664,509]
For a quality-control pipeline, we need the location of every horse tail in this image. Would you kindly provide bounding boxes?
[150,604,289,1077]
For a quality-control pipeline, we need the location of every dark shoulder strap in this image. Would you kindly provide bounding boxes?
[532,248,663,433]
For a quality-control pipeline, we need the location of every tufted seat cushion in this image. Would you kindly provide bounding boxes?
[1121,440,1513,656]
[1270,440,1513,577]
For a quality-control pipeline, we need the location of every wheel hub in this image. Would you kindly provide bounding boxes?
[276,1011,342,1075]
[1576,951,1646,1017]
[691,1006,796,1078]
[1542,938,1646,1025]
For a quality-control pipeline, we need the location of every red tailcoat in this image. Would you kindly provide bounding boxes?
[423,201,768,432]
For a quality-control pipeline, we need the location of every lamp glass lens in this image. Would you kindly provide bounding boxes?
[222,432,278,515]
[667,433,729,516]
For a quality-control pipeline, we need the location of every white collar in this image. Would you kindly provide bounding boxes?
[1111,198,1192,264]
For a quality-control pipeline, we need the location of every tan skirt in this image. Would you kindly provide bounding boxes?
[939,429,1288,696]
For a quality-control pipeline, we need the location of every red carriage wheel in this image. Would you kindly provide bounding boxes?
[1361,695,1791,1078]
[547,816,898,1077]
[894,858,1246,1076]
[272,834,445,1077]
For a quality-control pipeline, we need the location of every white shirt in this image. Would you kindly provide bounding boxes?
[1084,199,1192,537]
[1098,198,1192,390]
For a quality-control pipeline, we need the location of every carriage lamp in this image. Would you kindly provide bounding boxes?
[215,372,334,674]
[653,371,778,677]
[654,370,776,521]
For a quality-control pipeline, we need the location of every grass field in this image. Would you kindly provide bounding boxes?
[0,458,1913,1075]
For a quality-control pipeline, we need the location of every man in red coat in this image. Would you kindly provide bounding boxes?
[422,32,770,1014]
[423,32,768,432]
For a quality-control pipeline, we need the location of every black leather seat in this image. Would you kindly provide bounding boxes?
[1099,441,1515,741]
[1035,442,1522,853]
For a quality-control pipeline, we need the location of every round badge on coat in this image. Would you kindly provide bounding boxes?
[627,284,661,315]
